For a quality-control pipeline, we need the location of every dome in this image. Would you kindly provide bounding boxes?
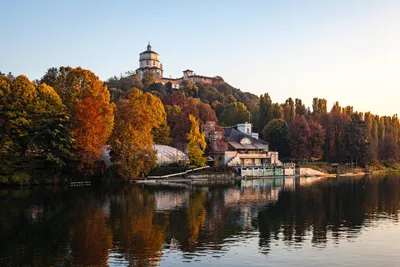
[153,145,189,165]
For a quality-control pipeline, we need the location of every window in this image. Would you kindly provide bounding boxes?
[247,128,250,133]
[147,60,149,65]
[153,61,155,66]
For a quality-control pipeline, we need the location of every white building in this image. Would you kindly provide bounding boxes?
[136,43,164,79]
[222,123,280,167]
[135,43,222,88]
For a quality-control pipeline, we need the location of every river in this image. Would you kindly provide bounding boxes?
[0,175,399,266]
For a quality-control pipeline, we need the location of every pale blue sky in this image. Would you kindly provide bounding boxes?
[1,0,399,115]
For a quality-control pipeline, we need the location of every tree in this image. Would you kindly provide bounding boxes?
[259,93,273,132]
[308,120,325,160]
[342,114,369,166]
[263,119,290,158]
[380,134,399,161]
[142,71,155,88]
[271,103,283,119]
[151,123,172,145]
[295,98,307,116]
[73,97,114,165]
[32,83,73,168]
[171,98,217,148]
[282,98,295,123]
[42,67,115,167]
[312,98,327,120]
[187,114,206,167]
[218,102,250,126]
[109,89,166,179]
[290,115,311,161]
[0,76,73,175]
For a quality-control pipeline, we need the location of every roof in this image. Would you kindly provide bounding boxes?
[224,128,268,150]
[140,50,159,55]
[153,144,189,164]
[183,69,194,72]
[136,66,162,71]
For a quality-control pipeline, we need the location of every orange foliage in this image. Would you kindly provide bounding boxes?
[74,97,114,165]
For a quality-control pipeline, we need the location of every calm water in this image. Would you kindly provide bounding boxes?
[1,175,400,267]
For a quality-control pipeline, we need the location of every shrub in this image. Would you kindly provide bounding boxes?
[10,172,31,185]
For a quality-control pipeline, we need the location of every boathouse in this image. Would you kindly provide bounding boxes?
[222,122,280,167]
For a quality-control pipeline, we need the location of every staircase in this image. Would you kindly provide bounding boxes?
[227,153,241,166]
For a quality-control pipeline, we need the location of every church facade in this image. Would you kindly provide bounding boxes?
[135,43,222,89]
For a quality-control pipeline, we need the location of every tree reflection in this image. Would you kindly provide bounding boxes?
[109,187,167,266]
[257,175,400,253]
[0,187,72,266]
[71,197,112,266]
[187,191,206,247]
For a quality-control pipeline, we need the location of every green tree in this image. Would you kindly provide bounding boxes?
[0,76,73,175]
[218,102,250,126]
[31,83,74,168]
[259,93,273,132]
[187,114,206,167]
[263,119,290,158]
[342,114,369,166]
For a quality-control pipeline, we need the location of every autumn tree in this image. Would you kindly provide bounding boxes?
[290,115,311,161]
[282,98,295,123]
[263,119,290,158]
[380,134,399,161]
[295,98,307,116]
[41,67,115,167]
[187,115,207,167]
[171,98,217,149]
[312,98,327,120]
[151,123,172,145]
[109,88,167,179]
[308,120,325,160]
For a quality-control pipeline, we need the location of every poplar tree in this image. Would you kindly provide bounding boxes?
[187,114,206,167]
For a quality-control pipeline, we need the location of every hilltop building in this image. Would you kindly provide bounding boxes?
[135,43,223,89]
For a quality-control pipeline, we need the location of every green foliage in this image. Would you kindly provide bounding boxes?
[10,172,31,185]
[263,119,290,158]
[0,75,74,175]
[259,93,273,132]
[219,102,250,126]
[0,175,9,184]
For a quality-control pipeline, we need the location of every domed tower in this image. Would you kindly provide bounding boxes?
[136,43,163,79]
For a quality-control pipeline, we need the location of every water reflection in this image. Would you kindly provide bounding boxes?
[0,175,399,266]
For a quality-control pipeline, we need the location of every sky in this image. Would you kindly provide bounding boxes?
[1,0,400,116]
